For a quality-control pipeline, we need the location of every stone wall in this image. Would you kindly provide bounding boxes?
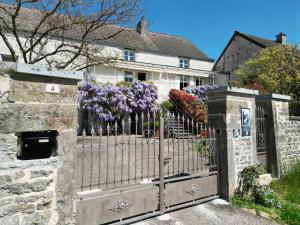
[0,62,80,225]
[208,87,258,199]
[280,118,300,172]
[0,158,58,225]
[256,94,300,177]
[272,101,300,174]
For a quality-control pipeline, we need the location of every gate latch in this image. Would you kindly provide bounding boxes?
[164,157,172,165]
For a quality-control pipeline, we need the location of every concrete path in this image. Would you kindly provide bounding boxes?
[133,199,278,225]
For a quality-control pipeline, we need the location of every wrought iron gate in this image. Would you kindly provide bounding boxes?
[256,105,268,168]
[74,111,219,225]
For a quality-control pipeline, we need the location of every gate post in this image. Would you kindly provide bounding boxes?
[255,94,292,177]
[0,63,80,225]
[159,116,165,213]
[207,87,258,200]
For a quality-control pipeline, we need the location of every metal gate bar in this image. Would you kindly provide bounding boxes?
[75,110,219,225]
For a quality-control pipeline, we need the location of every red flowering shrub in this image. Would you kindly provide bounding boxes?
[199,130,208,138]
[169,89,208,124]
[244,83,270,94]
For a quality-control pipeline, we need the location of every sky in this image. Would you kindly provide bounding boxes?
[144,0,300,60]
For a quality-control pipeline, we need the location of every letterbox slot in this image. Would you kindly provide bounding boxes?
[17,130,58,160]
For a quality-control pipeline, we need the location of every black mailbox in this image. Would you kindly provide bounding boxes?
[18,131,58,160]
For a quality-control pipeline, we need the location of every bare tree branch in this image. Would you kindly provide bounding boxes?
[0,0,143,69]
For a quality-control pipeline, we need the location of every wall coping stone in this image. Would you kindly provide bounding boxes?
[290,116,300,121]
[0,61,16,73]
[0,62,83,80]
[16,63,83,80]
[256,93,291,101]
[208,86,258,96]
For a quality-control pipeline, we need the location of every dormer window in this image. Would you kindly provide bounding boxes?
[124,50,135,61]
[179,58,189,69]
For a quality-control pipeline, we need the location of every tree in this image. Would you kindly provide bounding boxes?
[233,45,300,98]
[0,0,143,70]
[233,45,300,115]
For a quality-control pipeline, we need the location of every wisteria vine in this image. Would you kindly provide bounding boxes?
[78,81,158,122]
[184,85,218,99]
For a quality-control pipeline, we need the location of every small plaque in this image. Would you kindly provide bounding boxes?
[233,129,240,138]
[241,108,251,136]
[46,84,60,94]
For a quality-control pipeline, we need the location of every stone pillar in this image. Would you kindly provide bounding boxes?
[0,62,81,225]
[256,94,293,177]
[207,87,258,200]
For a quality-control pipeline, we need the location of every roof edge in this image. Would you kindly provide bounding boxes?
[212,31,268,70]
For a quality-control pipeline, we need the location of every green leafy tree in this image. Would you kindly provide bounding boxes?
[233,45,300,96]
[233,45,300,115]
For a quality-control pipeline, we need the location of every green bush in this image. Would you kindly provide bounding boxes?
[232,163,300,225]
[252,185,281,208]
[238,165,266,196]
[193,141,206,154]
[160,100,173,115]
[116,81,131,87]
[289,100,300,116]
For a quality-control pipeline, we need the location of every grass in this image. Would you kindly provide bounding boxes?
[271,161,300,205]
[279,204,300,225]
[231,161,300,225]
[231,195,280,222]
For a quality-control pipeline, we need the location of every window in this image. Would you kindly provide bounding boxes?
[124,50,135,61]
[180,76,189,90]
[195,77,205,86]
[179,58,189,69]
[124,71,133,82]
[138,72,146,81]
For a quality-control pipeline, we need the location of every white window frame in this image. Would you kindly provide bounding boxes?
[195,77,205,86]
[180,75,189,90]
[124,71,133,82]
[124,50,135,61]
[179,58,189,69]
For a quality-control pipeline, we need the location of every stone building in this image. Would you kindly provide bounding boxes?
[0,3,228,101]
[213,31,289,81]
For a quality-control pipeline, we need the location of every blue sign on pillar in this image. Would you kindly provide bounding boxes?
[241,108,251,136]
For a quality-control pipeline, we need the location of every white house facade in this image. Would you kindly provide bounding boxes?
[0,4,229,101]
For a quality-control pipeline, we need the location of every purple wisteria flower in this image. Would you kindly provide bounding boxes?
[78,81,158,122]
[184,85,218,99]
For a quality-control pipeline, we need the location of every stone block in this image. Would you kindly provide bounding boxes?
[8,74,77,104]
[0,215,20,225]
[0,170,25,185]
[31,169,54,179]
[14,190,54,203]
[257,174,272,186]
[0,197,13,207]
[0,73,10,104]
[0,103,77,133]
[0,133,18,161]
[22,211,51,225]
[56,130,76,224]
[37,199,52,210]
[0,202,25,217]
[0,178,53,197]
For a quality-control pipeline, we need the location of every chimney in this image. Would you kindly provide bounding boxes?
[136,16,147,36]
[276,32,287,45]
